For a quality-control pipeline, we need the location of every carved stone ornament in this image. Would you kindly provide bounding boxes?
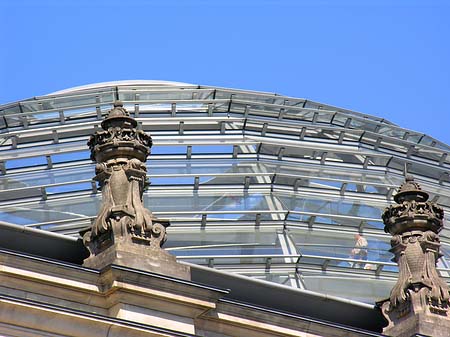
[379,176,450,337]
[82,101,190,279]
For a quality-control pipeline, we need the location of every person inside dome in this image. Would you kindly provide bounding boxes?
[351,234,368,268]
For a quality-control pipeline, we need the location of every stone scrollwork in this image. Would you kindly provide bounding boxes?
[90,158,163,241]
[150,222,167,248]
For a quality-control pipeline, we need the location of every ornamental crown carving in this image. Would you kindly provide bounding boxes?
[87,101,152,163]
[382,175,444,236]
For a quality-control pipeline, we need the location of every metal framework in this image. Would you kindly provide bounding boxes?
[1,80,450,304]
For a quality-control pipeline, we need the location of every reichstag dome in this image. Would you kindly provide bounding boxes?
[1,80,450,305]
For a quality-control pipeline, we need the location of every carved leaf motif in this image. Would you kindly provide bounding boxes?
[390,249,411,307]
[420,231,450,305]
[92,181,113,237]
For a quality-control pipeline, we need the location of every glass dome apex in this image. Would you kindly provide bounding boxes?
[43,80,425,131]
[49,79,196,95]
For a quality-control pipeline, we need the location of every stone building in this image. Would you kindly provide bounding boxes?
[0,81,449,336]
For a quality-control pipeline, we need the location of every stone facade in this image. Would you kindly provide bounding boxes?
[0,249,373,337]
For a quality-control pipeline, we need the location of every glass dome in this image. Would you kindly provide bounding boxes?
[1,81,450,304]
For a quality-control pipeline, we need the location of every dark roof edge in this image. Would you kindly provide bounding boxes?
[0,220,78,242]
[186,261,387,332]
[185,261,374,309]
[0,221,88,264]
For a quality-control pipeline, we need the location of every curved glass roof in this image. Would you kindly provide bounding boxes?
[49,80,195,95]
[1,81,450,304]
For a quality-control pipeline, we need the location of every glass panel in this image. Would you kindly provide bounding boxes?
[148,160,264,176]
[145,193,282,215]
[166,229,280,255]
[316,111,335,124]
[192,145,233,154]
[388,158,441,180]
[46,181,92,194]
[301,272,395,304]
[0,140,87,161]
[119,88,214,102]
[28,92,114,111]
[331,114,349,128]
[151,176,194,185]
[0,165,93,190]
[151,146,187,155]
[5,156,47,170]
[4,114,23,129]
[268,162,392,184]
[414,147,445,163]
[377,125,408,139]
[52,150,90,163]
[279,195,385,219]
[0,195,100,225]
[215,90,291,105]
[288,228,393,264]
[240,272,300,288]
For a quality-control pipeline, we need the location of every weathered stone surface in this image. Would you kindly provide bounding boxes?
[82,101,190,279]
[380,176,450,336]
[0,249,369,337]
[83,225,190,279]
[381,289,450,337]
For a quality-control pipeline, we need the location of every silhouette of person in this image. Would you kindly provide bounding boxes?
[351,234,368,268]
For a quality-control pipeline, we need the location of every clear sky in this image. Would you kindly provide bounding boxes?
[1,0,449,144]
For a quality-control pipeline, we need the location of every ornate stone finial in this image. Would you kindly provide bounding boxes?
[394,175,429,204]
[82,102,190,279]
[379,176,450,337]
[90,100,149,163]
[383,176,443,235]
[86,101,154,238]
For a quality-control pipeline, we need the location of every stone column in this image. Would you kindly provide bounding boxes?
[82,101,190,279]
[380,176,450,336]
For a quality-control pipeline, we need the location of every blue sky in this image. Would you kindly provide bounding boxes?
[1,0,449,144]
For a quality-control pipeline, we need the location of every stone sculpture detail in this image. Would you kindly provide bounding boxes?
[82,101,189,279]
[84,101,166,251]
[380,175,450,336]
